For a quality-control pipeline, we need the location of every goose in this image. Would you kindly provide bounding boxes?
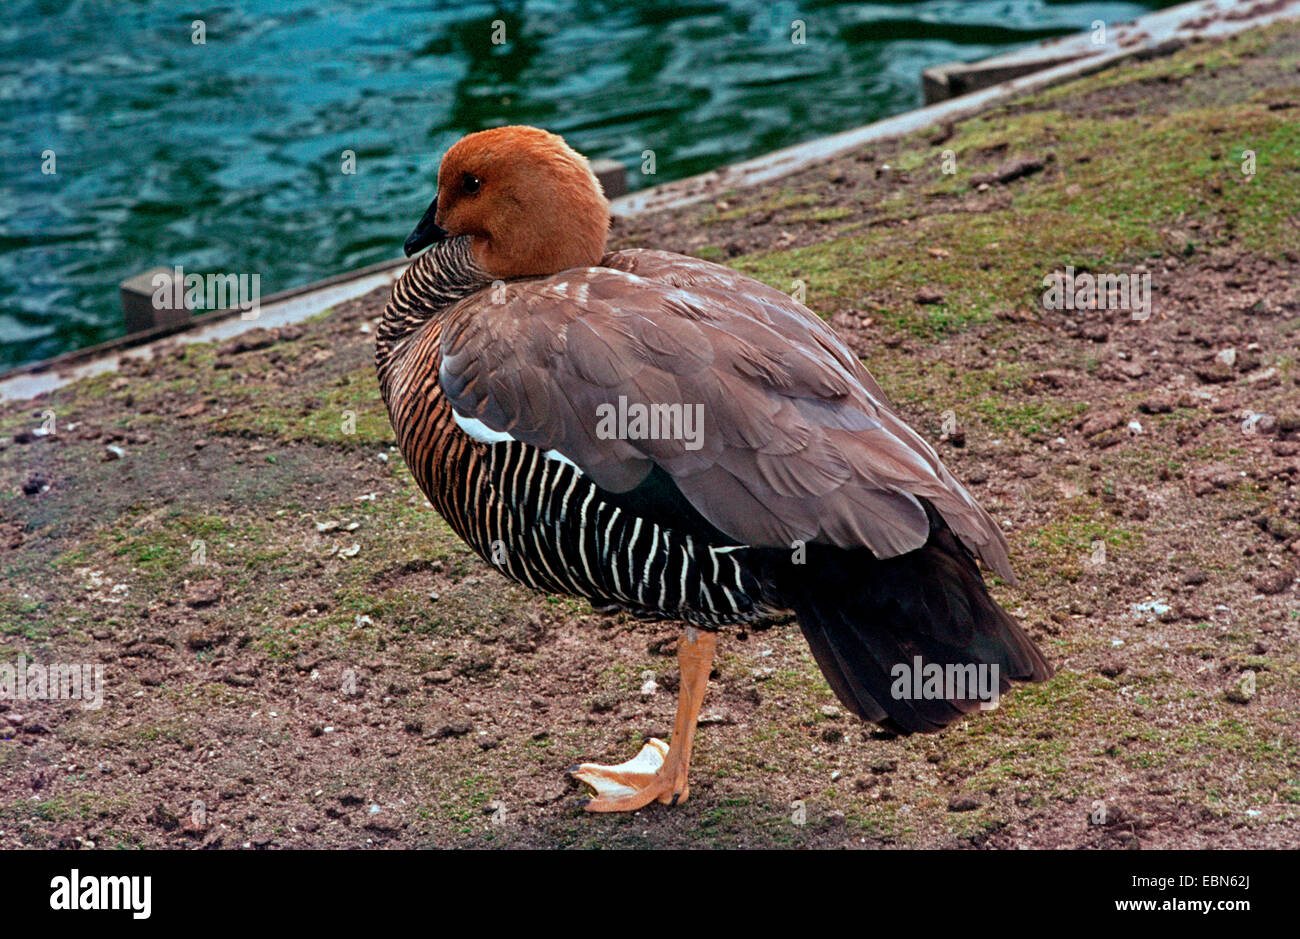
[376,125,1052,812]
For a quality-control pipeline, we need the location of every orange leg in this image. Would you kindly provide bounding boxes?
[569,627,717,812]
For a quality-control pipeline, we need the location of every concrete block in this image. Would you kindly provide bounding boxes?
[120,265,193,334]
[591,158,628,199]
[923,54,1093,104]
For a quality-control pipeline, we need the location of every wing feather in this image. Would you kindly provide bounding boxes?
[434,249,1015,580]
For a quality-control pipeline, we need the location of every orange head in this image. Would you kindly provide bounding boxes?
[404,126,610,279]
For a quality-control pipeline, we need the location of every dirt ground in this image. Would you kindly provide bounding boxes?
[1,22,1297,849]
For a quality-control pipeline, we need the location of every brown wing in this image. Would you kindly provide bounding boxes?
[436,248,1015,581]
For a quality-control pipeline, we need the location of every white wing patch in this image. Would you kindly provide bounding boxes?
[452,410,513,445]
[452,409,582,471]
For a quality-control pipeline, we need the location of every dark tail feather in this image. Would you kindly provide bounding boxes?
[763,509,1052,735]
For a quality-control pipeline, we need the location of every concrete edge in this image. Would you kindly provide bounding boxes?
[0,260,410,402]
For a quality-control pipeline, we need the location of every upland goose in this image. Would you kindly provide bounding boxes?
[376,126,1052,811]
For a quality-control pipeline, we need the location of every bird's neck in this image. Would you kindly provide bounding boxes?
[376,236,489,372]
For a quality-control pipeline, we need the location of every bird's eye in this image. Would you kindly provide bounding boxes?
[463,173,481,194]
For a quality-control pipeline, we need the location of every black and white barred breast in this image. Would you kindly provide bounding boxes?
[442,429,780,629]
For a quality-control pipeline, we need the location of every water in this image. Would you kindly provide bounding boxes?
[0,0,1182,369]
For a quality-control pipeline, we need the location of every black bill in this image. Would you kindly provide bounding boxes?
[404,193,449,257]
